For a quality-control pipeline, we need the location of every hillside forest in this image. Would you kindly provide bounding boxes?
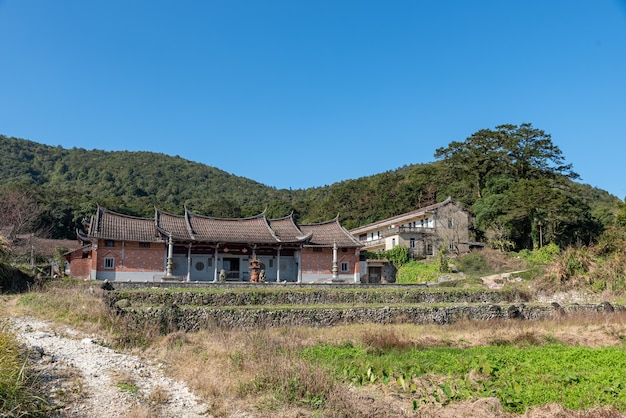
[0,123,624,253]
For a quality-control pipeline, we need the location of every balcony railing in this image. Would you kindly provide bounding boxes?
[393,226,435,235]
[358,227,436,248]
[360,238,385,248]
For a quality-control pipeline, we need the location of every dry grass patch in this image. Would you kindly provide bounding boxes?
[147,384,170,405]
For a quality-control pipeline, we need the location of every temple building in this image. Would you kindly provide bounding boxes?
[66,206,362,283]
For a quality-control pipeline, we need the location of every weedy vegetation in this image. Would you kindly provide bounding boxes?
[0,324,48,417]
[3,237,626,416]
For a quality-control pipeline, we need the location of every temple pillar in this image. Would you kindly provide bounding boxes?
[297,250,302,283]
[332,240,338,280]
[165,235,174,277]
[354,247,360,283]
[187,243,192,281]
[212,245,219,282]
[276,246,281,283]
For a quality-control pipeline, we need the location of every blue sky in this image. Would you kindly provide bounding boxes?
[1,1,625,198]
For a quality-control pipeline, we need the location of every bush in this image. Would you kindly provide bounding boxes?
[519,243,561,265]
[455,252,488,275]
[0,263,35,294]
[396,261,439,284]
[546,247,592,286]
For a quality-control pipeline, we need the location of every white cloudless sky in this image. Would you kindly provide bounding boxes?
[1,1,625,198]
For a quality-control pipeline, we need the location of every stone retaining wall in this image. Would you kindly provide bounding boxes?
[116,302,621,332]
[105,287,530,307]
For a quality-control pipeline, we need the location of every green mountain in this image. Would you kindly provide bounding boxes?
[0,132,620,250]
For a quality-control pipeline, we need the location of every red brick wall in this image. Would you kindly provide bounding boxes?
[301,247,360,274]
[94,240,165,272]
[67,249,91,279]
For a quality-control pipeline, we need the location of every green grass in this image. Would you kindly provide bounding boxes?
[0,324,48,417]
[117,381,139,394]
[301,343,626,413]
[396,261,440,284]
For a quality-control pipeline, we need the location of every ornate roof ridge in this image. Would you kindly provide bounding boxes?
[154,206,185,218]
[298,215,341,227]
[268,211,295,222]
[186,210,267,222]
[96,205,154,221]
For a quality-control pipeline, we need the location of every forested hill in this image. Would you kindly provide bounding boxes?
[0,128,621,250]
[0,134,291,215]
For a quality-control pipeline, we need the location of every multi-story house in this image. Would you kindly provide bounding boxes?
[349,197,472,282]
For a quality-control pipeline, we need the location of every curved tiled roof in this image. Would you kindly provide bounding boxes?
[86,207,358,248]
[268,214,313,243]
[155,209,193,240]
[300,218,362,247]
[187,211,280,244]
[89,206,161,242]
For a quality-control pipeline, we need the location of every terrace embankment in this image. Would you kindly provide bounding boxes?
[102,283,622,331]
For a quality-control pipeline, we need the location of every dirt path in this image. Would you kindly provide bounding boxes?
[480,270,527,289]
[7,316,210,418]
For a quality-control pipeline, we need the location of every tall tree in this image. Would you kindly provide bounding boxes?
[435,123,579,202]
[434,128,506,200]
[498,123,579,181]
[0,187,44,239]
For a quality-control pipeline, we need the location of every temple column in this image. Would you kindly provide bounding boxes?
[186,243,192,281]
[297,250,302,283]
[165,235,174,277]
[276,246,281,283]
[354,248,360,284]
[212,245,219,282]
[332,240,338,280]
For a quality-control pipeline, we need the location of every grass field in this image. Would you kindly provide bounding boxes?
[2,279,625,417]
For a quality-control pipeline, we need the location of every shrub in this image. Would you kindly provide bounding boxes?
[519,243,561,265]
[436,247,450,273]
[363,247,410,268]
[455,251,488,275]
[396,261,439,284]
[546,247,592,286]
[383,246,410,268]
[0,235,11,262]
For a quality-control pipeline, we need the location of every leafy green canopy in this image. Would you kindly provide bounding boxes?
[0,128,619,248]
[435,124,606,250]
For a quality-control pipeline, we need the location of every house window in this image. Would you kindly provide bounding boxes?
[313,248,323,252]
[207,258,213,267]
[410,238,416,248]
[426,244,433,256]
[104,257,114,269]
[269,259,274,268]
[342,248,347,253]
[104,240,114,248]
[340,262,349,272]
[139,242,150,248]
[449,242,456,251]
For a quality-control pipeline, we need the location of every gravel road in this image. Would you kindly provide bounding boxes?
[7,316,210,417]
